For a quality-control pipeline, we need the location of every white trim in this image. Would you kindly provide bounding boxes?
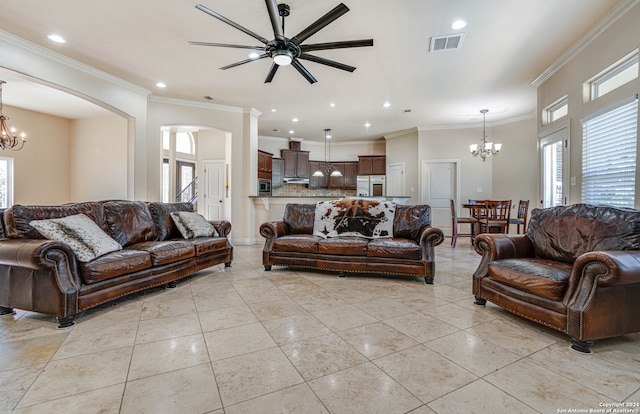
[149,96,243,113]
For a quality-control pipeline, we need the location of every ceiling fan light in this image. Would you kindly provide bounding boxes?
[273,50,293,66]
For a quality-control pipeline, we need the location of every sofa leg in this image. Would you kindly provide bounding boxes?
[57,316,75,329]
[474,297,487,305]
[425,277,434,284]
[338,272,347,278]
[570,338,594,354]
[225,262,231,268]
[165,281,177,289]
[264,265,272,271]
[0,306,16,316]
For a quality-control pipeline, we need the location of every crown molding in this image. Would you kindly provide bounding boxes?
[149,95,243,113]
[531,0,640,87]
[384,127,419,140]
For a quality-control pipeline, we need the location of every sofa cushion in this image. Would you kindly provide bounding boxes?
[272,234,320,253]
[488,258,572,301]
[283,203,316,234]
[170,211,218,239]
[80,249,152,284]
[103,201,158,247]
[393,205,430,241]
[127,240,195,266]
[148,202,194,241]
[29,214,122,262]
[4,202,107,240]
[188,237,229,256]
[527,204,640,263]
[313,199,395,239]
[367,238,421,260]
[317,236,368,256]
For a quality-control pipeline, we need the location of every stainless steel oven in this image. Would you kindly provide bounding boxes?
[258,179,271,196]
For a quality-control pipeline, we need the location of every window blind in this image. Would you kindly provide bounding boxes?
[581,97,638,207]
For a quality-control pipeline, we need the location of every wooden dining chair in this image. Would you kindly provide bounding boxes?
[450,199,478,247]
[509,200,530,233]
[479,200,512,234]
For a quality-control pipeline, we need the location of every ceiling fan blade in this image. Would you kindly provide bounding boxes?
[195,4,270,45]
[300,39,373,52]
[291,60,318,84]
[264,62,280,83]
[265,0,285,41]
[291,3,349,45]
[188,41,267,50]
[220,54,269,70]
[298,53,356,72]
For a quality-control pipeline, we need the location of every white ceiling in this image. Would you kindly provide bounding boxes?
[0,0,623,141]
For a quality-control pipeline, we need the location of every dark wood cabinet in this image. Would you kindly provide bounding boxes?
[258,150,273,179]
[358,155,386,175]
[328,163,345,189]
[282,150,309,178]
[343,161,358,189]
[271,158,283,188]
[308,161,328,189]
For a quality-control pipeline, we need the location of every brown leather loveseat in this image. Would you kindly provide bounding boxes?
[260,202,444,283]
[473,203,640,353]
[0,200,232,327]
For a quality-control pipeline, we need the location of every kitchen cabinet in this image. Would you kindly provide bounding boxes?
[258,150,273,179]
[308,161,328,189]
[328,163,345,189]
[282,150,310,178]
[271,158,284,188]
[358,155,386,175]
[343,161,358,189]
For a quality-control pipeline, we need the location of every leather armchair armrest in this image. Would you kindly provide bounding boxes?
[209,220,232,238]
[259,221,290,240]
[419,226,444,247]
[473,234,535,279]
[0,238,77,269]
[568,250,640,292]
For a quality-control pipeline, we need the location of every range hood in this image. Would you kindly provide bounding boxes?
[283,177,310,184]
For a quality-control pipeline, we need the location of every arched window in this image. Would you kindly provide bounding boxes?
[176,131,195,155]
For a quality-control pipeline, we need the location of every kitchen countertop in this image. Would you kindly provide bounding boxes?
[249,195,410,198]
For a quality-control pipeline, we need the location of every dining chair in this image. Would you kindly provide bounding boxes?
[450,199,478,247]
[479,200,511,234]
[509,200,530,234]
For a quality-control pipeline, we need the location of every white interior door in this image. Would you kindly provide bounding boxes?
[387,162,405,197]
[540,126,569,208]
[421,161,457,236]
[202,160,225,220]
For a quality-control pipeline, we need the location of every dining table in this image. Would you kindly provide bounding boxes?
[461,202,488,237]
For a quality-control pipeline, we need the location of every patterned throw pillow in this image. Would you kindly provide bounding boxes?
[29,214,122,262]
[170,211,218,239]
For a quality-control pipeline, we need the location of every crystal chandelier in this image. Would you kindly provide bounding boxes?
[0,81,27,151]
[312,129,342,177]
[470,109,501,161]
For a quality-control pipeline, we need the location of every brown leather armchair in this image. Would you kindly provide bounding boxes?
[472,204,640,353]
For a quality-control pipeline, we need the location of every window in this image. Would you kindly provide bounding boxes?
[162,130,170,150]
[586,50,638,101]
[581,97,638,207]
[0,157,14,208]
[542,96,568,125]
[176,131,195,155]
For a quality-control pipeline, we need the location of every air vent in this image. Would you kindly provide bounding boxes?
[430,33,465,52]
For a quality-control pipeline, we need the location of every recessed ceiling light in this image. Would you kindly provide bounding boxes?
[329,103,335,107]
[156,82,167,88]
[289,130,294,134]
[382,102,391,108]
[364,122,371,128]
[248,52,260,59]
[450,20,467,30]
[292,118,299,122]
[271,108,277,112]
[47,34,66,43]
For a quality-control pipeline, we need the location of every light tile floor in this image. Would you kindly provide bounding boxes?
[1,240,639,413]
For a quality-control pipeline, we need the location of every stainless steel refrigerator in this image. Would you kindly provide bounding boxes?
[356,175,386,197]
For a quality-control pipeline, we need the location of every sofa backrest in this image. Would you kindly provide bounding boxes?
[3,202,107,239]
[527,203,640,263]
[283,202,431,240]
[148,202,194,240]
[102,200,157,247]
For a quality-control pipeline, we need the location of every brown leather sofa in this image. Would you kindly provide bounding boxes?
[260,203,444,283]
[0,200,232,327]
[473,203,640,353]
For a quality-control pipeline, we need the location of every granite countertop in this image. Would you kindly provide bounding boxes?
[249,195,410,198]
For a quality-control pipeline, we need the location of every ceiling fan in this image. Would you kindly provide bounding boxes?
[188,1,373,84]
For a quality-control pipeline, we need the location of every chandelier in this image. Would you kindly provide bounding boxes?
[469,109,501,161]
[0,81,27,151]
[312,129,342,177]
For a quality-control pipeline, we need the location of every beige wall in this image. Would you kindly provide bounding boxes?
[537,2,640,206]
[386,129,419,203]
[70,116,128,201]
[5,105,71,205]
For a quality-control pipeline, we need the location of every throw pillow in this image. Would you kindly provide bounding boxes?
[170,211,218,239]
[29,213,122,262]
